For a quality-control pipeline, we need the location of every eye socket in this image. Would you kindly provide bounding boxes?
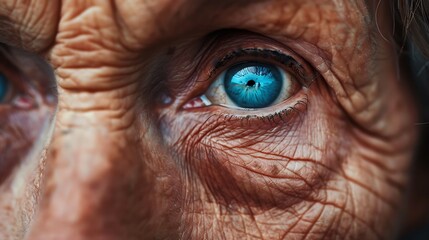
[205,61,298,109]
[0,45,57,184]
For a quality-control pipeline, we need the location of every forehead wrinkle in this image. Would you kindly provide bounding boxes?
[0,0,321,53]
[116,1,275,53]
[50,0,350,84]
[0,0,352,53]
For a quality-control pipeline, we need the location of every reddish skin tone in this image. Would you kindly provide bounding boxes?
[0,0,420,239]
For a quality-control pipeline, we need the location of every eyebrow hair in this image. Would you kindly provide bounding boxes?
[0,0,60,53]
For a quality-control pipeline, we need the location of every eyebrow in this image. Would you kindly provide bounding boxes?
[0,0,59,53]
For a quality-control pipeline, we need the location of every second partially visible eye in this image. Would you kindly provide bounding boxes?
[204,61,299,109]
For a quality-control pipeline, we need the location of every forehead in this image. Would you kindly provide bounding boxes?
[0,0,369,52]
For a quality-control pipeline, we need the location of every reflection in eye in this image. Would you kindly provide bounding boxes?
[0,73,9,102]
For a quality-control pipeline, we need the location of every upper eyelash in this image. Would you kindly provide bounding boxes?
[213,48,295,69]
[209,48,315,87]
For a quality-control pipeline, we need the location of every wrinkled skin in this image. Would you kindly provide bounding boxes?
[0,0,419,239]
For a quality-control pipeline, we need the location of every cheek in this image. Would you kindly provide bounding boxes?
[161,79,350,209]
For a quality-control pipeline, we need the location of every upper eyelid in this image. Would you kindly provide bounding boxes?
[204,31,319,77]
[214,48,295,68]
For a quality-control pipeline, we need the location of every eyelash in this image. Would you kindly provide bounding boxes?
[220,97,309,127]
[210,48,311,87]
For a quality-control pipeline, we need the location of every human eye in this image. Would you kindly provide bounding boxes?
[0,45,56,183]
[187,48,308,111]
[177,32,318,125]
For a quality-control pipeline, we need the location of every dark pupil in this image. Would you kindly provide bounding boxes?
[246,80,256,87]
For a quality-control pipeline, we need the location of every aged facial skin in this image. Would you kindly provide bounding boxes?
[0,0,420,239]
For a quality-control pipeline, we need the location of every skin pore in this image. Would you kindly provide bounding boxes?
[0,0,419,239]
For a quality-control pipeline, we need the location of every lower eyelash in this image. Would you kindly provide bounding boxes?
[215,96,309,128]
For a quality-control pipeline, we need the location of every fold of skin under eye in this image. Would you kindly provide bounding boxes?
[163,75,344,204]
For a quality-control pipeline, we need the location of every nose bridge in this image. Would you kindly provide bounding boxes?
[25,103,155,239]
[48,125,138,217]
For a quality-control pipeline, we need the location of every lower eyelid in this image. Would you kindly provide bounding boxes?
[183,91,309,127]
[226,97,308,125]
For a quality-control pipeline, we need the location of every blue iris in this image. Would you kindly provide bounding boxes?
[0,73,8,102]
[224,62,282,108]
